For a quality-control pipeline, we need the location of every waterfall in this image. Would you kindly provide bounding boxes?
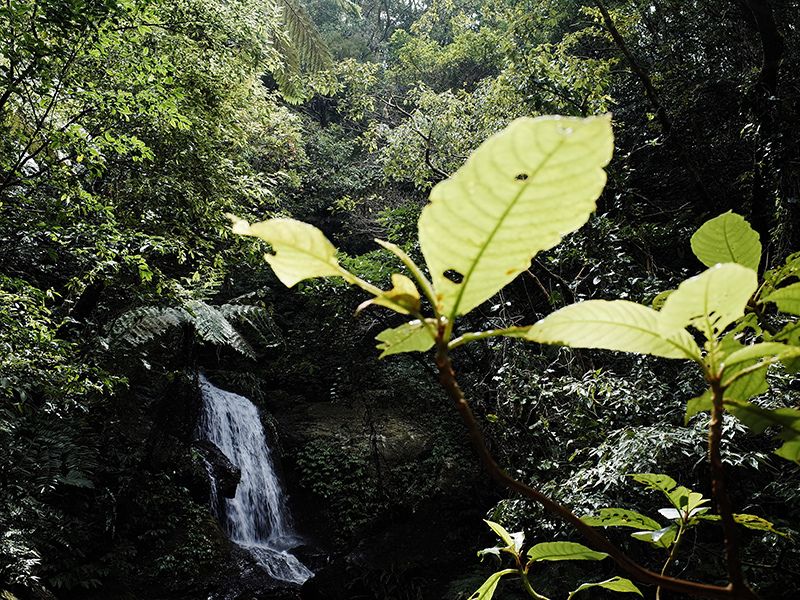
[197,374,313,585]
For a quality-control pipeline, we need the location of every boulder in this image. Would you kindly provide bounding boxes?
[192,440,242,499]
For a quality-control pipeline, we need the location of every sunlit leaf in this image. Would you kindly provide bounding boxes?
[723,360,769,401]
[526,300,700,359]
[469,570,516,600]
[477,545,502,558]
[658,263,757,340]
[375,320,436,358]
[763,282,800,317]
[581,508,661,531]
[630,473,677,494]
[568,577,642,599]
[723,343,800,367]
[631,525,677,548]
[229,216,355,287]
[527,541,607,561]
[659,508,681,520]
[419,115,613,318]
[357,274,421,315]
[690,211,761,271]
[484,520,517,549]
[666,486,703,512]
[700,513,792,539]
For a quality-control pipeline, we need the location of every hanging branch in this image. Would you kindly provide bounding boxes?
[385,96,451,181]
[592,0,716,214]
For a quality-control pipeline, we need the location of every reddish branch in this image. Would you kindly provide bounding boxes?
[434,342,762,600]
[709,379,747,591]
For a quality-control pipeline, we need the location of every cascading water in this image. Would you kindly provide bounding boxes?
[197,374,313,585]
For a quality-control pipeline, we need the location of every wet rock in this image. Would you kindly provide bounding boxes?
[290,544,329,573]
[192,439,242,498]
[151,544,304,600]
[265,390,435,467]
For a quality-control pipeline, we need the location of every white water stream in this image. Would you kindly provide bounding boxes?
[198,375,313,585]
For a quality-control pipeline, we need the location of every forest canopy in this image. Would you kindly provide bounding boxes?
[1,0,799,598]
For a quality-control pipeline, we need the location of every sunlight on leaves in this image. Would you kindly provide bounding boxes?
[375,320,436,358]
[690,211,761,272]
[525,299,700,359]
[568,576,642,599]
[527,541,608,561]
[658,263,757,340]
[419,115,613,318]
[229,216,354,287]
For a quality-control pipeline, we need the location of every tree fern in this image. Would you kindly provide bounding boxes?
[270,0,335,103]
[111,307,186,347]
[109,300,278,359]
[217,303,284,348]
[184,300,257,359]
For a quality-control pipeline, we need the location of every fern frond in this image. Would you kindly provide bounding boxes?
[277,0,333,73]
[218,303,284,347]
[111,307,186,346]
[109,300,279,358]
[269,27,305,104]
[334,0,361,19]
[184,300,257,359]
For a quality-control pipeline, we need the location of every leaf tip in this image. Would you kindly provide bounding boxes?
[227,213,252,236]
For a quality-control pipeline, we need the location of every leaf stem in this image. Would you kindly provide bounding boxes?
[374,239,441,319]
[448,327,531,350]
[520,568,551,600]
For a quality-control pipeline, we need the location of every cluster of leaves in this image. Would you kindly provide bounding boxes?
[473,520,641,600]
[233,113,799,598]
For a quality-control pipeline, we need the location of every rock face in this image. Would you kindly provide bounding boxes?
[150,544,303,600]
[264,389,436,465]
[253,387,495,599]
[192,439,242,499]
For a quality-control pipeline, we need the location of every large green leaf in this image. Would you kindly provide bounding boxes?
[723,342,800,367]
[724,399,800,464]
[527,541,608,562]
[690,211,761,271]
[375,320,436,358]
[699,513,792,539]
[231,216,420,316]
[230,216,355,287]
[658,263,757,340]
[722,360,769,401]
[568,577,642,599]
[764,282,800,316]
[630,473,677,494]
[525,299,700,359]
[581,508,661,531]
[469,570,516,600]
[419,115,613,318]
[685,390,712,423]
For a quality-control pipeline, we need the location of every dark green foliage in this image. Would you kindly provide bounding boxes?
[3,0,800,597]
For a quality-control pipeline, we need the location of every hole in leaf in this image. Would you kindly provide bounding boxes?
[444,270,464,284]
[515,173,529,181]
